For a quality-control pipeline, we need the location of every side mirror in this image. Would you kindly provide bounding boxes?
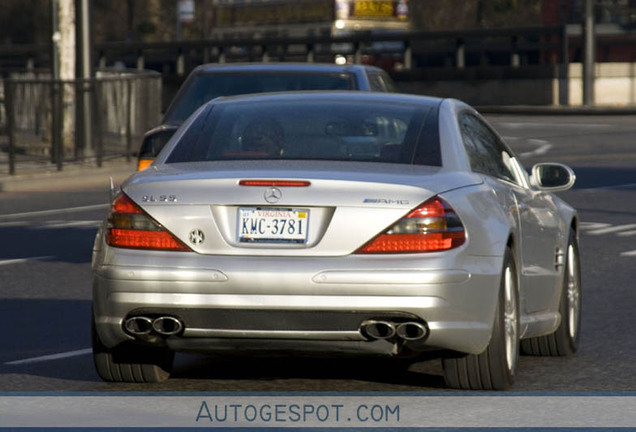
[137,125,179,170]
[530,163,576,191]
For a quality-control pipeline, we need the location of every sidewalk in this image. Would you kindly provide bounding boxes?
[0,157,138,193]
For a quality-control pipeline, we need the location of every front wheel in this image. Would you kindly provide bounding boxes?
[442,247,520,390]
[92,316,174,383]
[521,229,581,356]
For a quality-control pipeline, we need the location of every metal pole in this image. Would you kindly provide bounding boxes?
[456,38,465,69]
[51,0,62,168]
[52,81,64,171]
[52,0,60,81]
[404,41,412,70]
[354,42,361,64]
[126,78,133,161]
[177,4,182,41]
[76,0,93,157]
[6,80,16,175]
[583,0,595,105]
[559,24,569,106]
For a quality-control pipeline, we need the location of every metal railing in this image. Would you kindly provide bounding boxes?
[0,69,161,175]
[0,26,569,74]
[92,26,568,74]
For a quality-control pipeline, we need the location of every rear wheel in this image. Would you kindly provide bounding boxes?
[442,248,520,390]
[521,229,581,356]
[92,316,174,383]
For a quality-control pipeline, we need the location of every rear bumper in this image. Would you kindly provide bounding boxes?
[93,248,502,356]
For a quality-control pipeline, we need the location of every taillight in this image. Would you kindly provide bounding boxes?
[106,194,190,251]
[355,196,465,254]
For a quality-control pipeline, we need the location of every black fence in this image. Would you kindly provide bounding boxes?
[97,26,569,110]
[0,69,161,175]
[0,26,568,75]
[93,26,568,73]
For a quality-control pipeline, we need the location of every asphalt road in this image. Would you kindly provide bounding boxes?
[0,114,635,392]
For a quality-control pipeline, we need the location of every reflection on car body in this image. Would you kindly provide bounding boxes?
[93,92,581,390]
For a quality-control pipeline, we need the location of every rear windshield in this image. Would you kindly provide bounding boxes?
[166,100,441,166]
[164,72,356,124]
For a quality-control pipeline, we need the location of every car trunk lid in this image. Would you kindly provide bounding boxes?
[121,161,481,256]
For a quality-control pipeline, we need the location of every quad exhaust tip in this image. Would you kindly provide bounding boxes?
[152,316,184,336]
[124,316,184,337]
[124,316,153,335]
[396,322,428,341]
[360,320,428,341]
[360,320,396,340]
[124,316,426,341]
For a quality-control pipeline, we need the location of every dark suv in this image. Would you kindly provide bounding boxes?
[136,63,397,170]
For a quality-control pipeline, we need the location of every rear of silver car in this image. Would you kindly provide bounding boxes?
[92,93,551,388]
[93,164,503,360]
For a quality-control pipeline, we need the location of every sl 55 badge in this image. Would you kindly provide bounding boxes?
[142,195,178,202]
[363,198,410,205]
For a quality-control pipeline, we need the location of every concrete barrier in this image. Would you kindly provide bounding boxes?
[394,62,636,107]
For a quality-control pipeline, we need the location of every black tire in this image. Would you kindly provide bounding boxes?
[92,316,174,383]
[442,247,520,390]
[521,229,581,356]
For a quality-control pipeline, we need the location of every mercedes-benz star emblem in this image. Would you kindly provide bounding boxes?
[264,187,282,203]
[189,229,205,245]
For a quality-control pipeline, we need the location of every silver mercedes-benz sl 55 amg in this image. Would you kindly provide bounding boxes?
[91,91,581,390]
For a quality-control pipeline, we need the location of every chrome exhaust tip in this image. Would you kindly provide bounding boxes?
[360,320,396,340]
[396,322,428,341]
[124,316,153,335]
[152,316,184,336]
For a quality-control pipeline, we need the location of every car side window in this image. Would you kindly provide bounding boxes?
[460,113,517,183]
[367,73,387,92]
[380,72,398,92]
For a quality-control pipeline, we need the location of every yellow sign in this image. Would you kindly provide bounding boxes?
[215,1,334,27]
[352,0,395,18]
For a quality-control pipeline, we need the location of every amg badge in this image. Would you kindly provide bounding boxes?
[363,198,410,205]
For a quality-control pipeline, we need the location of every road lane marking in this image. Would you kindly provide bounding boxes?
[0,204,108,221]
[576,183,636,190]
[0,256,54,266]
[502,136,553,158]
[579,222,611,230]
[604,183,636,190]
[4,348,92,365]
[617,230,636,237]
[497,122,611,129]
[581,222,636,257]
[32,220,102,229]
[586,223,636,235]
[519,139,552,158]
[0,220,102,229]
[0,221,29,227]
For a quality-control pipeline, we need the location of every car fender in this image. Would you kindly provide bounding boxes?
[440,181,515,259]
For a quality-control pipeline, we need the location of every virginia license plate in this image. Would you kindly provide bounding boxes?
[238,207,309,243]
